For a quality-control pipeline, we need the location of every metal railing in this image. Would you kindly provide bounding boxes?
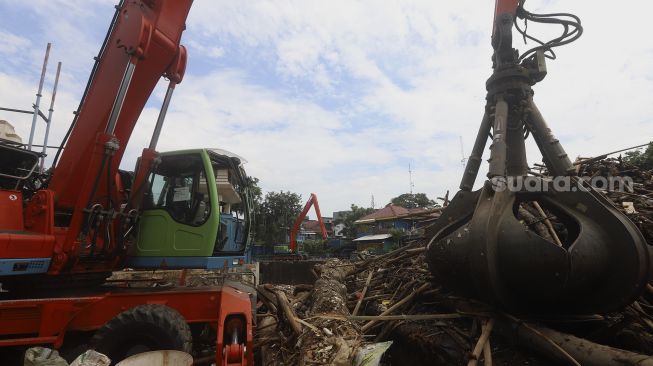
[0,43,62,174]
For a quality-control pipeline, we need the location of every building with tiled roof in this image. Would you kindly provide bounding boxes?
[351,204,442,251]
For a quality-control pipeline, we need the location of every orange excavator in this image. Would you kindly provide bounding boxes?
[288,193,327,253]
[1,0,194,284]
[1,0,253,289]
[0,1,253,364]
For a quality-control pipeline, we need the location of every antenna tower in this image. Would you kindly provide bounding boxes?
[460,136,467,167]
[408,163,415,194]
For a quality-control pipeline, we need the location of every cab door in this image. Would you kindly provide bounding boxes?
[133,150,220,257]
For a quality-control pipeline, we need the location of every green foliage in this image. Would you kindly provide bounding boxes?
[387,242,400,252]
[388,228,404,247]
[334,204,375,238]
[232,176,261,216]
[388,228,404,239]
[244,176,262,242]
[246,176,263,207]
[301,239,327,256]
[254,190,302,246]
[623,143,653,170]
[390,193,437,209]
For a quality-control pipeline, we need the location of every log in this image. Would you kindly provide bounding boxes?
[349,243,420,275]
[290,290,311,307]
[308,313,462,322]
[514,320,653,366]
[257,284,278,313]
[361,282,430,332]
[518,206,554,243]
[532,201,562,246]
[467,318,494,366]
[293,284,313,294]
[258,315,278,366]
[299,260,361,366]
[273,289,302,337]
[350,313,461,321]
[483,338,492,366]
[352,270,374,316]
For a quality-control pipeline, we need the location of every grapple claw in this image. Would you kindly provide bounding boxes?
[427,178,651,314]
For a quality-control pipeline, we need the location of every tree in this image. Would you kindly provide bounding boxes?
[390,193,437,209]
[301,239,327,256]
[242,176,263,242]
[255,190,302,246]
[623,143,653,170]
[245,176,263,208]
[334,204,375,238]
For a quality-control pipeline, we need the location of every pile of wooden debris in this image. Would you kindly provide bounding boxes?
[577,156,653,243]
[254,157,653,366]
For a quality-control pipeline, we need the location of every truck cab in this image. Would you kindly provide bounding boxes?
[127,148,252,269]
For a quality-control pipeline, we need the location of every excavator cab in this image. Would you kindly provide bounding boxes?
[127,148,252,269]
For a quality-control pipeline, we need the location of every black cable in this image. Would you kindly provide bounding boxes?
[104,155,117,255]
[86,154,108,216]
[514,0,583,62]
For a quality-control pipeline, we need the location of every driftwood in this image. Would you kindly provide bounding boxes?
[518,206,554,242]
[254,173,653,366]
[349,313,461,321]
[532,201,562,246]
[257,315,278,366]
[482,339,492,366]
[352,270,373,316]
[256,285,278,313]
[361,282,430,332]
[467,318,495,366]
[515,321,653,366]
[293,284,313,294]
[298,260,361,366]
[273,289,302,337]
[290,291,311,308]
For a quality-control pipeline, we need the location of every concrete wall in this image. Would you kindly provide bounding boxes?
[258,260,325,285]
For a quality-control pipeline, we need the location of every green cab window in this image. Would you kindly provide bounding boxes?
[145,154,211,226]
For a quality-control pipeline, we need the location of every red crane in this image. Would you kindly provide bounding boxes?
[289,193,327,253]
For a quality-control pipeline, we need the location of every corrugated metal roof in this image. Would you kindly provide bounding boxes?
[353,234,393,241]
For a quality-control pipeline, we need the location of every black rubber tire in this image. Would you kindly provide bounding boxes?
[90,304,192,364]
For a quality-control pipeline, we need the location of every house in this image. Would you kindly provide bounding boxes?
[296,216,333,243]
[331,210,352,238]
[352,204,441,251]
[352,234,394,254]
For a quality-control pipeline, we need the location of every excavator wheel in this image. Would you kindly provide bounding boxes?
[90,304,192,364]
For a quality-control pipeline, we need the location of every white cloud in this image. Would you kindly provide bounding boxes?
[0,30,30,55]
[187,39,225,59]
[1,0,652,217]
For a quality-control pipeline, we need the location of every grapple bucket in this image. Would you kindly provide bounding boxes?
[427,179,651,314]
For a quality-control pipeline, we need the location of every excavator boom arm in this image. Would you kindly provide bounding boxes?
[289,193,328,252]
[49,0,192,210]
[41,0,192,274]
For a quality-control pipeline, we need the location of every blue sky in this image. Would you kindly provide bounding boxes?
[1,0,652,217]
